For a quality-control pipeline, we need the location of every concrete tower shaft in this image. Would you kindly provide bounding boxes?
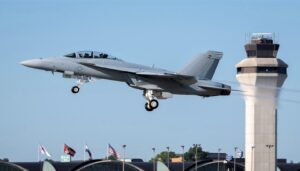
[236,33,287,171]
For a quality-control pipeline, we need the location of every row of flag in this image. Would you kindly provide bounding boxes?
[39,144,120,160]
[40,144,243,161]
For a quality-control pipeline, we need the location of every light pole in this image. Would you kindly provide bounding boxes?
[152,148,156,171]
[234,147,237,171]
[217,148,221,171]
[251,146,255,171]
[181,145,185,171]
[266,144,274,171]
[122,145,126,171]
[166,147,170,168]
[193,144,200,171]
[194,144,197,171]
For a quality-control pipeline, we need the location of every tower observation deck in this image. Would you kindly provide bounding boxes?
[236,33,288,171]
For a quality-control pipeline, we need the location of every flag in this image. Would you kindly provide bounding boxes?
[39,144,51,157]
[85,144,92,160]
[108,144,121,159]
[64,144,76,157]
[236,149,243,158]
[226,154,233,161]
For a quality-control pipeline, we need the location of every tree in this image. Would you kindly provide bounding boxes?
[157,151,177,163]
[45,158,54,162]
[0,158,9,162]
[149,151,177,163]
[149,146,209,163]
[107,155,118,160]
[184,145,208,162]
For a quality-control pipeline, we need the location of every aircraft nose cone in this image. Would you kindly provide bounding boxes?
[20,60,31,66]
[20,59,42,68]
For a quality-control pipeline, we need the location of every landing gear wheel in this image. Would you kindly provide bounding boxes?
[149,99,159,109]
[71,86,80,94]
[145,103,153,112]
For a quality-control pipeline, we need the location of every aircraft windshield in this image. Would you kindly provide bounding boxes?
[64,51,118,60]
[64,53,76,58]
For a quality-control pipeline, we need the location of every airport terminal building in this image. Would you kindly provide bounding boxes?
[1,158,300,171]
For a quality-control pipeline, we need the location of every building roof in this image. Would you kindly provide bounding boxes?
[14,162,43,171]
[0,159,297,171]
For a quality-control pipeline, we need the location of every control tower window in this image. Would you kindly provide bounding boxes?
[257,51,274,58]
[247,50,257,57]
[237,67,287,74]
[257,67,286,74]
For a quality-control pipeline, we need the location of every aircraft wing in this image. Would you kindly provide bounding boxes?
[79,62,140,73]
[79,62,197,84]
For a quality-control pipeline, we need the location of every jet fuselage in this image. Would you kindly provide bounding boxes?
[21,50,231,111]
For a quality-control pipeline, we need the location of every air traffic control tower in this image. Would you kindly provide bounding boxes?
[236,33,288,171]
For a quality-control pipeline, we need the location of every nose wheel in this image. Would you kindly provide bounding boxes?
[145,99,159,112]
[71,86,80,94]
[70,76,94,94]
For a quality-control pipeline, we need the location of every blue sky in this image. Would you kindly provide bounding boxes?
[0,0,299,162]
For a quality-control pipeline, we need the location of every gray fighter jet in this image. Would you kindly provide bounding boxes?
[20,50,231,111]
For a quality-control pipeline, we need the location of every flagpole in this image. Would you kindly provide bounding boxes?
[84,144,86,161]
[38,144,40,162]
[106,144,109,160]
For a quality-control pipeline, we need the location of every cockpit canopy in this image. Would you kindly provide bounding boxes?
[64,51,119,60]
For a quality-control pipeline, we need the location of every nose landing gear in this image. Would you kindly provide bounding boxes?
[71,86,80,93]
[71,76,94,94]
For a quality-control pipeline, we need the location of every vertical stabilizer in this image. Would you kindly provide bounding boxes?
[179,51,223,80]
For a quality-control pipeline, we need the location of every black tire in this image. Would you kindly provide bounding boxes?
[145,103,153,112]
[149,99,159,109]
[71,86,80,94]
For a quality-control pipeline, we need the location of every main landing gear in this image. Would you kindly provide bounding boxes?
[145,99,159,111]
[144,90,159,112]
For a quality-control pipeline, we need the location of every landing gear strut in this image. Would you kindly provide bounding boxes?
[144,90,159,111]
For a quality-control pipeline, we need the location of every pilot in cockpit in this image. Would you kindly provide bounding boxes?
[100,53,108,58]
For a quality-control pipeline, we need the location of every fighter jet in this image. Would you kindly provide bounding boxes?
[20,50,231,111]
